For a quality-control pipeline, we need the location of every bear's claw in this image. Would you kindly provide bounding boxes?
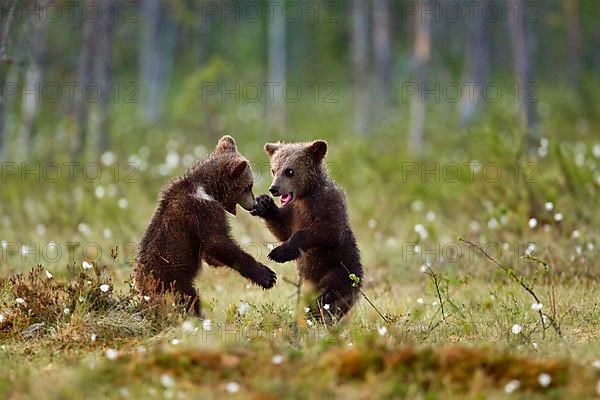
[268,243,300,263]
[250,194,278,218]
[253,263,277,289]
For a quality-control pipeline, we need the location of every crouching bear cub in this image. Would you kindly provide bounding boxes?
[251,140,363,322]
[134,135,277,315]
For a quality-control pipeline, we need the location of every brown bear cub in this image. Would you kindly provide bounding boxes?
[251,140,363,322]
[134,135,277,315]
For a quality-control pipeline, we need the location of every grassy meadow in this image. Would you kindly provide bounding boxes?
[1,84,600,399]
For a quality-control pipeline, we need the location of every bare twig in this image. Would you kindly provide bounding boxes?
[340,262,389,324]
[460,238,561,337]
[424,265,447,323]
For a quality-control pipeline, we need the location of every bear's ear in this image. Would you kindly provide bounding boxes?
[264,143,281,157]
[306,140,327,163]
[228,159,248,177]
[215,135,237,154]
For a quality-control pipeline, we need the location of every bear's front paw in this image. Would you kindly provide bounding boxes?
[253,263,277,289]
[268,243,300,263]
[250,194,278,218]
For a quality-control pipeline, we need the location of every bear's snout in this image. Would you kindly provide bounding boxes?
[269,186,280,195]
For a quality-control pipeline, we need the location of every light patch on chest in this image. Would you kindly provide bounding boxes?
[193,185,214,202]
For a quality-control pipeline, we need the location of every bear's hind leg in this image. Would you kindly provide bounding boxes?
[174,282,202,317]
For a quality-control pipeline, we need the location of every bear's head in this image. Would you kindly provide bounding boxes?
[263,140,327,206]
[210,135,256,215]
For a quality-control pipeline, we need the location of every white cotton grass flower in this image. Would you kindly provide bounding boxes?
[0,314,4,323]
[554,212,563,222]
[538,373,552,387]
[416,298,425,305]
[182,320,194,332]
[15,297,25,305]
[368,219,377,229]
[306,319,314,327]
[323,304,330,311]
[160,374,175,388]
[90,333,97,342]
[528,218,538,229]
[420,264,429,273]
[504,379,520,393]
[544,202,554,211]
[592,360,600,369]
[118,198,129,209]
[531,303,543,311]
[63,307,70,315]
[377,326,388,336]
[171,338,180,346]
[99,284,110,293]
[78,223,91,236]
[525,243,537,256]
[426,211,436,222]
[414,224,429,240]
[572,229,580,239]
[225,381,240,393]
[487,218,499,230]
[95,186,106,199]
[272,355,284,365]
[511,324,522,335]
[202,319,213,332]
[82,261,93,270]
[304,307,310,314]
[237,302,250,315]
[100,151,116,166]
[143,295,151,302]
[105,348,118,360]
[103,228,112,239]
[45,270,53,279]
[411,200,424,212]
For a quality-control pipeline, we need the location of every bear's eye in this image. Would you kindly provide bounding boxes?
[284,168,294,177]
[245,184,253,192]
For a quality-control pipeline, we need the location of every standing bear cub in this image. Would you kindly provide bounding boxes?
[134,135,277,315]
[251,140,363,322]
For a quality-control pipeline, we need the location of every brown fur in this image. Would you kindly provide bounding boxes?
[252,140,363,322]
[134,136,277,315]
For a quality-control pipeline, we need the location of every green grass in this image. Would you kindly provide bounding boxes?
[1,82,599,398]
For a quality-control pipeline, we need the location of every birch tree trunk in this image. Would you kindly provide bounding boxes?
[0,0,17,162]
[139,0,177,124]
[408,0,430,154]
[459,0,491,128]
[72,0,96,159]
[93,0,114,155]
[266,2,286,130]
[508,0,537,151]
[19,0,50,160]
[352,0,370,135]
[373,0,392,111]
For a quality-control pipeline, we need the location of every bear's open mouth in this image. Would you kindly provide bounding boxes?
[280,192,294,206]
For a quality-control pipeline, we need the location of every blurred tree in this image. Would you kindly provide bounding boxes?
[507,0,538,151]
[267,0,287,130]
[19,0,51,160]
[352,0,370,135]
[73,0,115,159]
[139,0,177,124]
[459,0,491,128]
[373,0,392,111]
[408,0,430,154]
[0,0,17,162]
[564,0,582,83]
